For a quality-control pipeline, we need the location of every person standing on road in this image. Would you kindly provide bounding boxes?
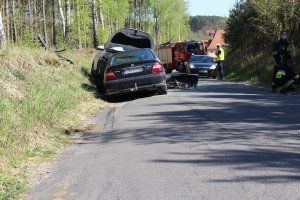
[215,44,225,80]
[272,31,292,91]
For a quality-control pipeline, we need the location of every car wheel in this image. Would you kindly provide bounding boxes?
[105,94,111,101]
[93,59,107,93]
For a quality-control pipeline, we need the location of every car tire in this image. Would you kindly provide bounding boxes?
[91,68,105,93]
[92,59,107,93]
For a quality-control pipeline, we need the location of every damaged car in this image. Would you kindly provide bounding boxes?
[91,28,167,97]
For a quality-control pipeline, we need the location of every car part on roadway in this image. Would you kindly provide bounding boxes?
[166,72,198,89]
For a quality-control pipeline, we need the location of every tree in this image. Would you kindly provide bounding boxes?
[58,0,65,37]
[91,0,99,48]
[43,0,48,48]
[52,0,58,49]
[65,0,71,45]
[0,0,191,49]
[0,10,6,48]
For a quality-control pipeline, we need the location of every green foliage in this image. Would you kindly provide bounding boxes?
[0,0,191,49]
[0,173,24,200]
[98,28,110,45]
[0,46,106,199]
[224,0,300,84]
[190,16,227,33]
[11,69,26,81]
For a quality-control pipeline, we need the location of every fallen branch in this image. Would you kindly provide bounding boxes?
[38,34,74,65]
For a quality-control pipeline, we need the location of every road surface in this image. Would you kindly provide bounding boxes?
[27,79,300,200]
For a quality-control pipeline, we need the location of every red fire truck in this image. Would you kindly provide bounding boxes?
[158,40,206,73]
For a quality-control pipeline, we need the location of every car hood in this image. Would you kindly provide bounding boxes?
[104,28,154,50]
[190,63,215,68]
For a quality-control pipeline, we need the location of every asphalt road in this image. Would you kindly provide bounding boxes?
[27,79,300,200]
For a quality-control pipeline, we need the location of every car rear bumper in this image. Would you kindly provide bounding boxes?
[105,73,166,95]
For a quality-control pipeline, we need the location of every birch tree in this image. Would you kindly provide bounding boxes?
[43,0,48,47]
[0,10,6,48]
[58,0,66,37]
[65,0,71,45]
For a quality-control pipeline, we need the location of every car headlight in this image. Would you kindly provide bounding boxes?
[190,64,195,69]
[210,65,216,70]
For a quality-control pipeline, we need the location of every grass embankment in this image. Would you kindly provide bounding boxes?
[0,46,107,199]
[224,49,300,87]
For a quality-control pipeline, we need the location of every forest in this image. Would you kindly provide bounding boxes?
[189,15,227,33]
[0,0,191,50]
[224,0,300,84]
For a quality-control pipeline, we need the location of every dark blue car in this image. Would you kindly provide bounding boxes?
[104,48,167,97]
[186,55,217,78]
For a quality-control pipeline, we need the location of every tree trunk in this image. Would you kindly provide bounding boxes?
[12,0,17,43]
[76,0,82,49]
[52,0,58,49]
[58,0,66,37]
[65,0,71,45]
[5,0,10,42]
[0,10,7,48]
[134,0,137,29]
[98,0,104,29]
[43,0,48,48]
[28,0,33,29]
[91,0,99,48]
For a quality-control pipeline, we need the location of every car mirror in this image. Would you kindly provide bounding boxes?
[96,45,105,51]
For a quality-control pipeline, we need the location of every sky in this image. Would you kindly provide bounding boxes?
[187,0,237,17]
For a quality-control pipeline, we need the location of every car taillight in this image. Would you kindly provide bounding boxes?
[105,69,117,81]
[152,62,164,73]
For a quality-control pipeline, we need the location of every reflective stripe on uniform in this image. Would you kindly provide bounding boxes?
[275,70,286,79]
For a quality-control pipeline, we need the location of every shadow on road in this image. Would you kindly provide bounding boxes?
[80,79,300,184]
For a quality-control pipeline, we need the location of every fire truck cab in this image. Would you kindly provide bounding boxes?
[158,40,206,73]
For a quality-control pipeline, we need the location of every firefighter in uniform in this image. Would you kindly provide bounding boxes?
[215,44,225,80]
[272,31,299,94]
[272,31,292,91]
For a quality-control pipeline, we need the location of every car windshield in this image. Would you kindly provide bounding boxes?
[190,56,213,63]
[110,49,155,66]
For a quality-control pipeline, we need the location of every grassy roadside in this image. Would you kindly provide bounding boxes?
[224,49,300,88]
[0,46,107,199]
